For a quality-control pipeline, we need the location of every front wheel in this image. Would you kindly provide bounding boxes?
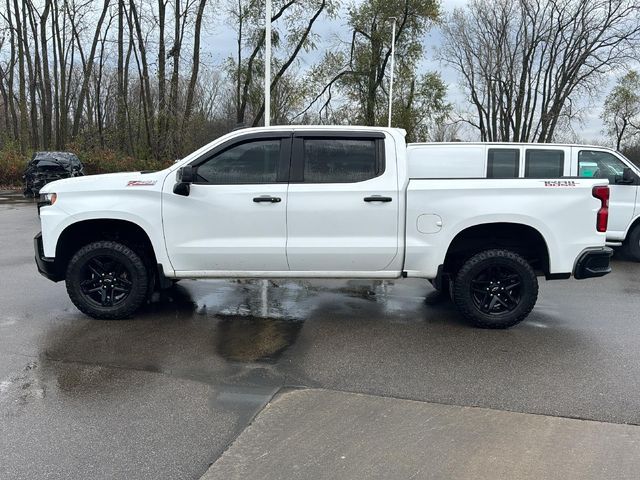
[452,249,538,329]
[66,241,150,319]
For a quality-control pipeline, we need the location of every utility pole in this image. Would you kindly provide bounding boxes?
[265,0,272,127]
[387,17,397,128]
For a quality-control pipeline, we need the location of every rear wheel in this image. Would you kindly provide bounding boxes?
[65,241,149,319]
[624,224,640,262]
[452,249,538,329]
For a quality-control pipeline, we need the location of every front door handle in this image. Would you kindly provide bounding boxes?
[364,195,393,203]
[253,195,281,203]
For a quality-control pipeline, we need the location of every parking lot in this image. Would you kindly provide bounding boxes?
[2,192,640,479]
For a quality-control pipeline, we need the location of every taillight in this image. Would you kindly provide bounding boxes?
[592,185,609,233]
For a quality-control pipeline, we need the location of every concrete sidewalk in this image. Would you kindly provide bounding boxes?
[202,388,640,480]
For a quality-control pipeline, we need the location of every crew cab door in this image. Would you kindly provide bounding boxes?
[286,132,400,272]
[573,148,639,238]
[162,132,292,272]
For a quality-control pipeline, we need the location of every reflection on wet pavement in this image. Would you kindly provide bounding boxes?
[216,315,304,363]
[36,276,435,404]
[147,278,433,364]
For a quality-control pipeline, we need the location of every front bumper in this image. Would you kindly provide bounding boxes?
[573,246,613,280]
[34,232,62,282]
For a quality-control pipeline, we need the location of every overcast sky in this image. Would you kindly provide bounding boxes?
[204,0,621,141]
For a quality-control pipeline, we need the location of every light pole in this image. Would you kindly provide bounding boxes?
[264,0,272,127]
[387,17,397,128]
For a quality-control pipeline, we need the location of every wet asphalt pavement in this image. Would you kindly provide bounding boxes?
[1,191,640,479]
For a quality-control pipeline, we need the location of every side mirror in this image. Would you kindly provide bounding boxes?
[174,166,194,196]
[176,165,194,183]
[616,167,636,185]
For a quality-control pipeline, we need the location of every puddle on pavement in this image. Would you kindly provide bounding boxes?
[215,314,304,363]
[52,362,124,393]
[0,191,34,205]
[36,277,432,399]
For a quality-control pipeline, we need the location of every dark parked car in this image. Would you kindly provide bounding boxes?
[23,151,84,196]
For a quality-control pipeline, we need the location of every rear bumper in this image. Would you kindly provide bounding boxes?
[573,246,613,280]
[34,232,62,282]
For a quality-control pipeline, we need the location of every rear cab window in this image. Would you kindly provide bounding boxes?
[524,149,565,178]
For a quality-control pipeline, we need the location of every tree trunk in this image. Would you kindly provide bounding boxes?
[71,0,111,139]
[158,0,167,150]
[12,0,29,152]
[182,0,208,146]
[167,0,183,157]
[4,0,19,141]
[39,0,53,149]
[116,0,126,150]
[23,0,40,149]
[128,0,154,155]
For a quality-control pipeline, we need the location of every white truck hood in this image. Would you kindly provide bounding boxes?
[39,171,167,194]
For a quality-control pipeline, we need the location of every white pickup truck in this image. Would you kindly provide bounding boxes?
[35,126,612,328]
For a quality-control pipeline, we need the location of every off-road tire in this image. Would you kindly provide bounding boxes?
[452,249,538,329]
[66,241,149,319]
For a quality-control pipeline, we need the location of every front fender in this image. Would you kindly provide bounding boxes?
[39,188,173,276]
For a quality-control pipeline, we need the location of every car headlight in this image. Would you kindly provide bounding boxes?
[38,192,57,207]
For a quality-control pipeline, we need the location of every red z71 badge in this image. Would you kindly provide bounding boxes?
[127,180,157,187]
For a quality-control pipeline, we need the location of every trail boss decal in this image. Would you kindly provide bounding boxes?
[543,180,577,187]
[127,180,157,187]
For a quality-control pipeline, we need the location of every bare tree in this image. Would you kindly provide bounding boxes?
[441,0,640,142]
[70,0,111,139]
[0,0,372,172]
[11,0,29,151]
[227,0,332,127]
[183,0,208,131]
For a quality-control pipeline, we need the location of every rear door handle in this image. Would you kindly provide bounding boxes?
[253,195,281,203]
[364,195,393,203]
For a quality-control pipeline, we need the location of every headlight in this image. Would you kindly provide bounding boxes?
[39,192,57,206]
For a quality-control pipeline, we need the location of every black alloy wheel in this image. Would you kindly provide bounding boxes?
[79,255,134,308]
[470,265,522,315]
[452,249,538,329]
[66,241,149,319]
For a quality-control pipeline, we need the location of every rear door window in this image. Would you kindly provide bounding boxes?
[487,149,519,178]
[300,138,382,183]
[524,149,564,178]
